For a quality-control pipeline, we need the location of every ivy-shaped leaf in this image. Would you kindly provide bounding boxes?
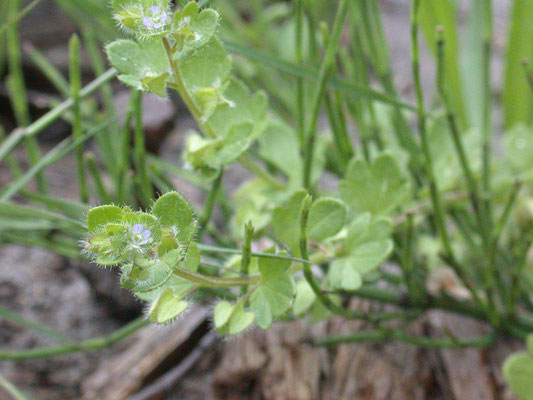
[258,120,326,188]
[308,198,346,242]
[106,39,170,97]
[214,301,255,335]
[185,121,255,178]
[249,251,295,329]
[172,4,219,51]
[178,37,231,93]
[293,280,316,316]
[339,153,409,216]
[152,191,193,229]
[87,205,123,234]
[272,190,307,255]
[148,288,188,324]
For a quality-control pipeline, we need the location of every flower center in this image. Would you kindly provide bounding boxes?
[143,6,168,30]
[131,224,152,246]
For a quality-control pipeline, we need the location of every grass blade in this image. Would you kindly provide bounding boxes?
[502,0,533,128]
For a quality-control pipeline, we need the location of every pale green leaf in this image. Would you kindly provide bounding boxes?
[339,153,409,216]
[87,205,123,233]
[149,289,188,324]
[308,198,346,242]
[293,280,316,316]
[214,301,255,335]
[272,190,307,255]
[503,352,533,400]
[152,192,193,229]
[249,251,295,329]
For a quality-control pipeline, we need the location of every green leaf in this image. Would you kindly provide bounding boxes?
[87,205,123,233]
[258,120,325,187]
[339,153,409,216]
[135,244,199,302]
[249,251,295,329]
[185,121,256,174]
[141,72,170,97]
[178,37,231,92]
[187,9,220,49]
[213,301,255,335]
[213,301,233,329]
[329,258,363,291]
[207,78,268,140]
[503,352,533,400]
[172,5,219,51]
[272,190,307,255]
[293,280,316,316]
[259,121,302,185]
[148,289,189,324]
[152,192,194,229]
[106,39,170,96]
[308,198,346,242]
[329,214,393,290]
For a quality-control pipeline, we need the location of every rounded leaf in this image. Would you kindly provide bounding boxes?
[149,289,189,324]
[308,198,346,242]
[152,192,193,229]
[87,205,123,233]
[503,352,533,400]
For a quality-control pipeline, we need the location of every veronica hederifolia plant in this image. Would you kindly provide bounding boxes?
[107,0,267,180]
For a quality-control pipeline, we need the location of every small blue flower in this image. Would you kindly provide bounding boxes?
[131,224,152,246]
[143,6,168,30]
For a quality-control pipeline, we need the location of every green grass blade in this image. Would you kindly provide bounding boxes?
[502,0,533,128]
[6,0,45,192]
[0,202,84,230]
[25,43,69,97]
[0,231,81,259]
[0,373,34,400]
[223,40,417,112]
[420,0,467,127]
[463,0,491,129]
[0,68,117,164]
[0,113,124,201]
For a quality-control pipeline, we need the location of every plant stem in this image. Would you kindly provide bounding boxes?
[0,374,34,400]
[436,29,498,318]
[295,0,305,147]
[85,152,111,204]
[481,0,494,221]
[238,155,285,189]
[302,0,349,189]
[198,169,224,239]
[0,305,70,344]
[172,264,258,288]
[69,34,88,203]
[240,221,254,295]
[162,37,216,139]
[410,0,483,309]
[198,243,313,264]
[132,90,153,207]
[312,329,496,349]
[0,317,149,360]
